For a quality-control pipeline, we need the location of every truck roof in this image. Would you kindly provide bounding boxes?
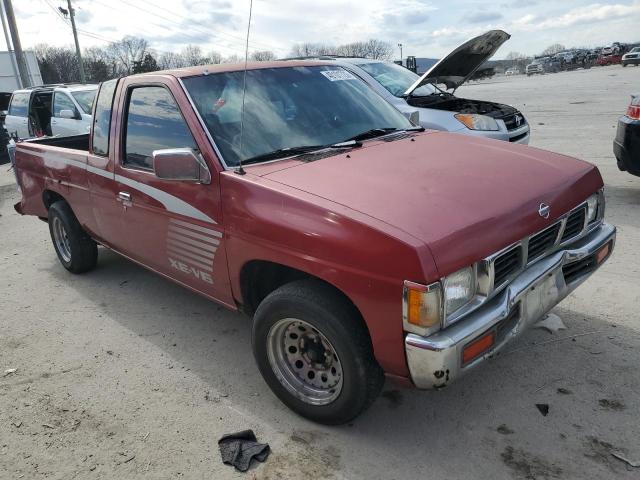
[148,60,336,78]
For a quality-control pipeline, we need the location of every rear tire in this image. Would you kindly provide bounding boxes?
[252,279,384,425]
[48,201,97,273]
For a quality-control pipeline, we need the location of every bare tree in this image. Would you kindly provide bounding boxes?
[363,39,393,60]
[288,42,335,57]
[157,51,187,70]
[181,45,209,66]
[221,54,241,64]
[208,50,223,64]
[107,36,149,75]
[541,43,566,56]
[250,50,276,61]
[34,44,79,83]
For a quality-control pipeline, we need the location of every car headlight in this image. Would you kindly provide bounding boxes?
[454,113,500,131]
[443,266,476,320]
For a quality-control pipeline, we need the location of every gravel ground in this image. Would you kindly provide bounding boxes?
[1,64,639,480]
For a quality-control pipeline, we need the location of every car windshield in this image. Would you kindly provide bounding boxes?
[355,61,437,98]
[631,47,640,53]
[71,89,97,114]
[183,65,413,167]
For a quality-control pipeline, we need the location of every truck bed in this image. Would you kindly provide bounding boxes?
[25,133,90,152]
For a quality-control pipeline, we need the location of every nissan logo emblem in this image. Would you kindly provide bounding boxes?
[538,203,551,219]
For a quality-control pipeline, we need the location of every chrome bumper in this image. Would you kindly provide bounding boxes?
[405,222,616,389]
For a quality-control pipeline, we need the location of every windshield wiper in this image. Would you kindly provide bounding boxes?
[242,140,364,165]
[242,145,327,165]
[341,126,424,143]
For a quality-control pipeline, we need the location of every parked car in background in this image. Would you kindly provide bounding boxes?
[287,30,530,144]
[622,47,640,67]
[4,84,98,139]
[0,92,11,164]
[597,54,622,66]
[526,60,545,76]
[505,67,520,76]
[12,61,615,424]
[614,94,640,177]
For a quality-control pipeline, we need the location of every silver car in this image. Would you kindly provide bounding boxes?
[290,30,530,144]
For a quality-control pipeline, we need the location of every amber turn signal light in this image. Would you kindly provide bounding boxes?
[403,280,442,336]
[596,242,611,265]
[462,330,495,365]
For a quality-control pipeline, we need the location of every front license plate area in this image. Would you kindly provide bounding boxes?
[523,273,560,322]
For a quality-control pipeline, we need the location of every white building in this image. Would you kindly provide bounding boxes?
[0,50,42,91]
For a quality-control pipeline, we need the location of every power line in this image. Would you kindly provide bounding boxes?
[138,0,280,51]
[112,0,276,54]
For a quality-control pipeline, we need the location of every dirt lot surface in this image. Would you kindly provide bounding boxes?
[1,65,639,479]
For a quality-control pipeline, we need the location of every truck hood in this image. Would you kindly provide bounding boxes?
[256,132,603,276]
[405,30,510,94]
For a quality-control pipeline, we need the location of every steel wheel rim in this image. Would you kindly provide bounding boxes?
[266,318,343,405]
[52,217,72,263]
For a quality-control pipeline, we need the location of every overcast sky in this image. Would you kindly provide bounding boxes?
[9,0,640,60]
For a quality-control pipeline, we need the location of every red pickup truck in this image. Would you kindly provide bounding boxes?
[13,61,616,424]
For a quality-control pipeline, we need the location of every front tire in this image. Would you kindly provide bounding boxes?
[48,201,98,273]
[252,280,384,425]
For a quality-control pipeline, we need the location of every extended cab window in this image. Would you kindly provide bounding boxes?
[92,80,118,156]
[124,86,196,171]
[53,93,77,118]
[8,93,29,117]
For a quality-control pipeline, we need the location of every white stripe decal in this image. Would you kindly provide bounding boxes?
[168,225,220,245]
[169,219,222,237]
[167,231,219,251]
[167,238,217,258]
[30,151,216,224]
[167,245,216,265]
[166,251,213,272]
[115,175,215,224]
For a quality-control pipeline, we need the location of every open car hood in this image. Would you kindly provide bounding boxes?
[405,30,510,95]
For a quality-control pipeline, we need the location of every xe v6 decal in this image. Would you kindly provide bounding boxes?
[169,258,214,284]
[30,152,216,224]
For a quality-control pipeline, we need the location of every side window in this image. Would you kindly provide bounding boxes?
[92,79,118,156]
[124,86,197,171]
[53,93,77,118]
[8,93,29,117]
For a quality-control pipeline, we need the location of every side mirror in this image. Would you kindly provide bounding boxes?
[152,148,211,184]
[59,109,77,119]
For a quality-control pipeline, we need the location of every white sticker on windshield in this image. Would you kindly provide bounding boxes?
[320,70,357,81]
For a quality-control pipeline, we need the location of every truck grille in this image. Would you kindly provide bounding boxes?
[527,223,561,262]
[561,207,586,243]
[493,246,522,288]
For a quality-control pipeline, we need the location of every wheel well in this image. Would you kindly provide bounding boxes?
[42,190,66,211]
[239,260,361,322]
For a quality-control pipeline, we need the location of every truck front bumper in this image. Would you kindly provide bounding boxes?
[405,222,616,389]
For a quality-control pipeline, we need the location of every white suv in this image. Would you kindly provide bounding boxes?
[5,83,98,139]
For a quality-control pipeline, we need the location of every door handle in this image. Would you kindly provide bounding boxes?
[118,191,132,202]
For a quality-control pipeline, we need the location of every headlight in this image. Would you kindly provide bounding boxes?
[403,281,442,336]
[443,266,476,320]
[454,113,500,131]
[586,192,602,223]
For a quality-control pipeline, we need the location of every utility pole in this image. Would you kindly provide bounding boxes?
[0,0,21,88]
[398,43,403,65]
[2,0,29,87]
[67,0,86,83]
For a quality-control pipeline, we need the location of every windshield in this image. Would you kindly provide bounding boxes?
[71,89,97,114]
[183,66,412,167]
[355,61,437,98]
[631,47,640,53]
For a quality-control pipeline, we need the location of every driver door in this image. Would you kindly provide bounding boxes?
[112,78,231,301]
